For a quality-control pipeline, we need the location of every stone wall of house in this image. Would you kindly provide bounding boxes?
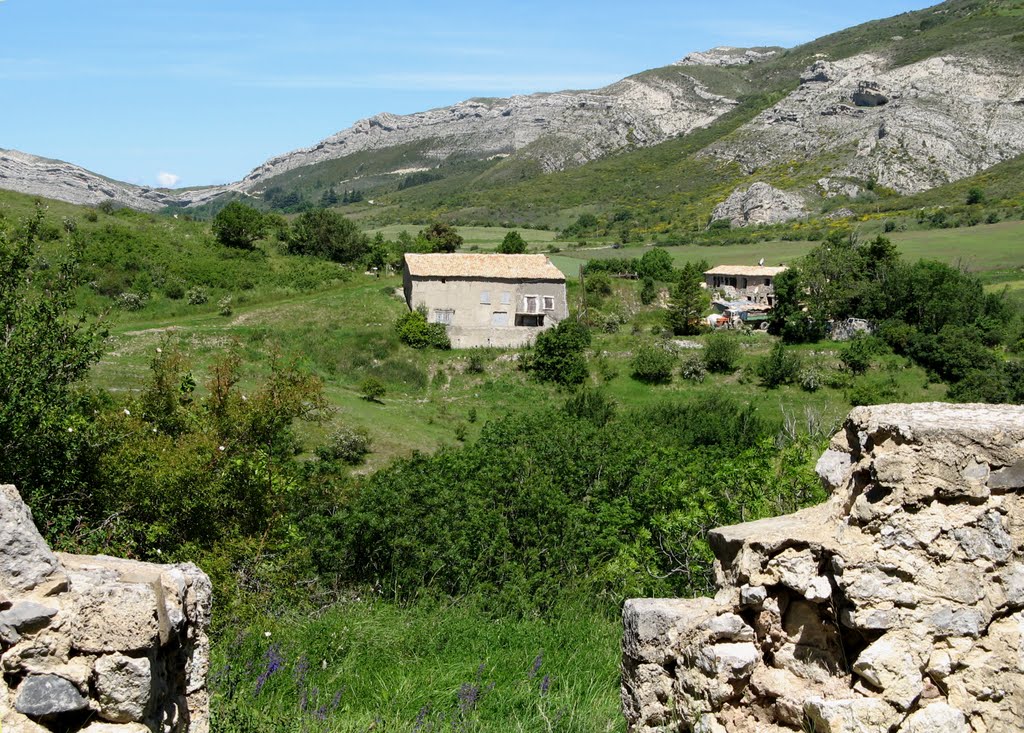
[622,403,1024,733]
[1,485,211,733]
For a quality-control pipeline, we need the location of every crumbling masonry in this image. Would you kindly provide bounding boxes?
[622,403,1024,732]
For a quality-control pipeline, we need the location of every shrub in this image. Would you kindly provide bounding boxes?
[525,320,591,386]
[585,272,613,298]
[288,209,370,264]
[703,333,740,373]
[466,352,486,374]
[360,377,386,402]
[164,280,185,300]
[631,344,676,384]
[218,296,234,317]
[640,277,657,305]
[679,354,707,383]
[315,426,372,465]
[840,336,878,375]
[395,309,451,350]
[563,389,616,427]
[756,342,801,388]
[798,366,823,392]
[186,286,209,305]
[116,292,146,311]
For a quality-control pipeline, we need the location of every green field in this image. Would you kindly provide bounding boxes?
[551,219,1024,275]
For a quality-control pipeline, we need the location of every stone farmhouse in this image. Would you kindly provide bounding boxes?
[704,264,787,306]
[402,253,569,348]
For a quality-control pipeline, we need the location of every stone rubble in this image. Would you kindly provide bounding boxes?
[0,484,211,733]
[622,403,1024,733]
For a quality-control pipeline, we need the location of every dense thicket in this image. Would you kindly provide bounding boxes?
[771,232,1023,400]
[331,393,824,614]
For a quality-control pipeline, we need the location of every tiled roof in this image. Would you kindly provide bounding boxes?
[704,265,788,277]
[404,253,565,281]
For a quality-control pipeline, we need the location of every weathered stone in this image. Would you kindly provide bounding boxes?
[14,674,88,717]
[900,702,967,733]
[804,697,900,733]
[68,577,160,654]
[989,460,1024,490]
[816,449,853,491]
[94,653,152,723]
[0,601,58,631]
[850,631,925,710]
[79,724,152,733]
[710,182,807,228]
[0,485,65,594]
[622,403,1024,732]
[622,597,719,665]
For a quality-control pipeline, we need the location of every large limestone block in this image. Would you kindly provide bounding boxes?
[900,702,967,733]
[803,697,900,733]
[0,485,65,594]
[850,630,926,711]
[94,653,152,723]
[68,576,161,653]
[622,597,719,665]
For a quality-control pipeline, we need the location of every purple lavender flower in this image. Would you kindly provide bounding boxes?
[529,652,543,679]
[254,644,285,695]
[539,674,551,696]
[457,682,479,716]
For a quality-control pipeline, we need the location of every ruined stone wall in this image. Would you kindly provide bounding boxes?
[622,403,1024,733]
[0,485,211,733]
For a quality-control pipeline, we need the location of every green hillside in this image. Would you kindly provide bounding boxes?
[241,0,1024,238]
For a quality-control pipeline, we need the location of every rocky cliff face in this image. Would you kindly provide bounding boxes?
[674,46,781,67]
[0,150,226,213]
[622,402,1024,732]
[0,485,211,733]
[710,182,807,227]
[703,52,1024,194]
[237,72,737,189]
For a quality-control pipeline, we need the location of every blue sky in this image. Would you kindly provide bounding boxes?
[0,0,931,187]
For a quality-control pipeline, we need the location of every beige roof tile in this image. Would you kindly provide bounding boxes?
[404,253,565,281]
[704,265,788,277]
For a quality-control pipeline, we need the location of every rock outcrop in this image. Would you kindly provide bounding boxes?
[0,485,211,733]
[703,53,1024,193]
[236,72,737,188]
[0,150,225,213]
[675,46,781,67]
[622,403,1024,732]
[710,182,807,227]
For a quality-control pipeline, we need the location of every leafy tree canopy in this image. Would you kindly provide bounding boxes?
[287,208,370,264]
[212,201,267,250]
[497,230,527,254]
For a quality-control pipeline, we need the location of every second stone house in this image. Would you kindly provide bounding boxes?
[402,253,569,348]
[704,264,787,306]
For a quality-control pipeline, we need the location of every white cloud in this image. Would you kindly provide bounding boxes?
[157,171,180,187]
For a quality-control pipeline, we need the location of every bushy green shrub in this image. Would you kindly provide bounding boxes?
[703,333,740,373]
[640,277,657,305]
[840,336,881,375]
[679,353,707,383]
[756,342,801,388]
[186,286,209,305]
[315,426,372,465]
[360,377,386,402]
[631,344,676,384]
[395,309,451,350]
[525,320,591,386]
[116,292,146,311]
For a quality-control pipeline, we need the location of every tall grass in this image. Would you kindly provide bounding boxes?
[211,598,624,732]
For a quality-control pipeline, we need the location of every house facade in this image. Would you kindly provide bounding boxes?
[402,253,569,348]
[704,265,788,306]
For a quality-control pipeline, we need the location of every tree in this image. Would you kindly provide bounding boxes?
[319,187,339,207]
[0,208,107,515]
[212,201,266,250]
[966,187,986,205]
[756,342,801,388]
[420,222,463,253]
[666,262,708,336]
[360,377,386,403]
[287,208,369,264]
[636,248,675,281]
[497,230,527,254]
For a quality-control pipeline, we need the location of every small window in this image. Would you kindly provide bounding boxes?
[524,295,539,314]
[764,278,771,286]
[491,311,509,327]
[432,309,454,325]
[542,296,555,311]
[480,290,490,304]
[515,314,544,327]
[501,292,511,305]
